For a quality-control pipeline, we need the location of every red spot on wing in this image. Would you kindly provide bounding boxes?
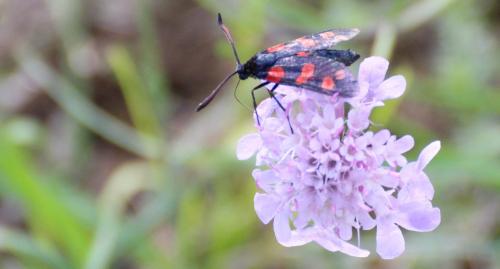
[267,43,286,52]
[335,70,346,80]
[319,31,336,39]
[295,63,315,85]
[297,37,316,47]
[321,76,335,90]
[266,66,285,83]
[296,51,310,57]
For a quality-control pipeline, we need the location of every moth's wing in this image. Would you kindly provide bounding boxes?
[261,29,359,59]
[308,49,360,66]
[257,55,358,97]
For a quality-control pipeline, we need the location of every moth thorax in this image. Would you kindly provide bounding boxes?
[255,53,276,67]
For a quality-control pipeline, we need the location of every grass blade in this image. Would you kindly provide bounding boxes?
[106,46,163,139]
[18,55,161,159]
[84,162,154,269]
[0,226,70,269]
[0,134,89,266]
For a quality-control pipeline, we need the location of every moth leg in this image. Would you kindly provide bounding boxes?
[267,84,294,134]
[268,83,285,110]
[251,81,270,126]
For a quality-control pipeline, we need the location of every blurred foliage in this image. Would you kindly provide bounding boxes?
[0,0,499,268]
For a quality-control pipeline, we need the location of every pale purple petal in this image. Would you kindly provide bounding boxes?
[323,104,337,119]
[338,222,353,240]
[358,56,389,88]
[254,98,276,123]
[262,117,283,131]
[377,75,406,100]
[293,190,316,228]
[332,118,344,135]
[318,126,332,142]
[396,202,441,232]
[385,135,414,167]
[372,129,391,148]
[236,133,262,160]
[376,222,405,259]
[254,193,281,224]
[392,135,414,154]
[278,230,314,247]
[347,81,369,104]
[274,210,292,244]
[252,169,279,193]
[416,174,435,200]
[417,141,441,170]
[357,81,369,99]
[357,210,376,230]
[315,232,370,257]
[348,107,372,131]
[399,162,416,182]
[376,170,400,188]
[400,173,435,201]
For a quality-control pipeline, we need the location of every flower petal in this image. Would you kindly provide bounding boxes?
[358,56,389,88]
[348,81,369,103]
[254,193,281,224]
[377,75,406,100]
[236,133,262,160]
[338,222,353,240]
[393,135,415,154]
[274,210,291,244]
[357,210,376,230]
[348,107,372,132]
[372,129,390,146]
[252,169,280,192]
[400,173,435,201]
[396,202,441,232]
[376,222,405,259]
[376,170,400,188]
[417,141,441,170]
[315,231,370,257]
[278,230,314,247]
[385,135,414,167]
[255,98,275,118]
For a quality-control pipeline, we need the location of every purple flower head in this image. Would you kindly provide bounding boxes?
[237,56,440,259]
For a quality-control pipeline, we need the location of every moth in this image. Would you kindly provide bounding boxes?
[196,13,360,130]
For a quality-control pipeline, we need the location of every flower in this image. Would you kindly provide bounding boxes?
[237,56,441,259]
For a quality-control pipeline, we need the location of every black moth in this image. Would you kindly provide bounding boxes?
[196,13,360,131]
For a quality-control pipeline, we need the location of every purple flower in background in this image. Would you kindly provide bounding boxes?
[237,56,441,259]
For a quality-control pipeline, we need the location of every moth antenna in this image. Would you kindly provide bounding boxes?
[218,13,241,65]
[196,71,238,112]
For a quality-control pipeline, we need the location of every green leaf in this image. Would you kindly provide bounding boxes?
[106,46,163,139]
[136,0,170,121]
[84,161,154,269]
[0,134,89,267]
[0,226,70,269]
[17,55,161,159]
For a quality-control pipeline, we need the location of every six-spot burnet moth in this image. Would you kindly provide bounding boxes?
[196,13,360,131]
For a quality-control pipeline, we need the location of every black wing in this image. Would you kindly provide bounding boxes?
[261,29,359,59]
[255,55,358,97]
[307,49,360,66]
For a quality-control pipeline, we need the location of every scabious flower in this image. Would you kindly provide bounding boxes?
[236,56,441,259]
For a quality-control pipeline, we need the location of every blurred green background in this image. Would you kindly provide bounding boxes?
[0,0,499,268]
